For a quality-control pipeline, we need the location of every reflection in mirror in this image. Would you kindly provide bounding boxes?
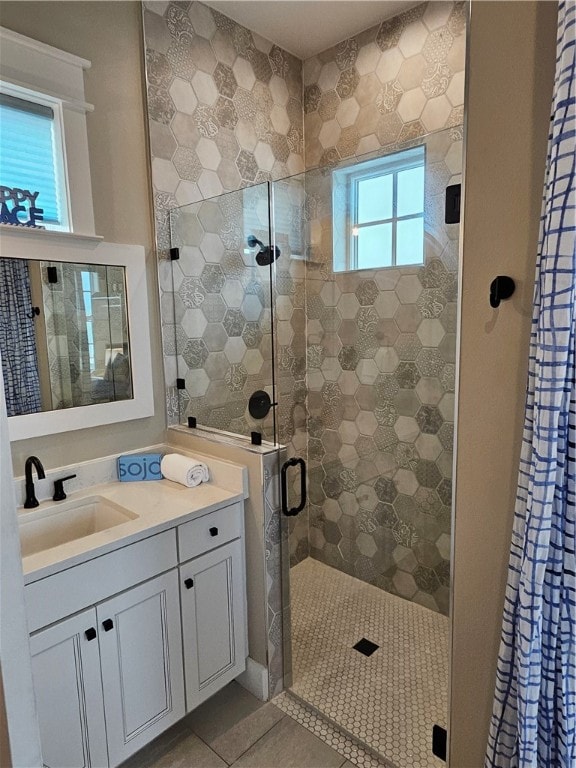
[0,258,132,417]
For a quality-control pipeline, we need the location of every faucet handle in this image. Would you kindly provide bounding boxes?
[53,474,77,502]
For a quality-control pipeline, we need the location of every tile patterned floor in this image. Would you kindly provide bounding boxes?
[122,559,448,768]
[274,692,390,768]
[288,558,449,768]
[121,681,355,768]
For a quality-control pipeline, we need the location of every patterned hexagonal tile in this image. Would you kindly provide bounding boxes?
[178,277,205,309]
[182,338,209,369]
[414,459,442,488]
[147,0,465,641]
[236,149,259,181]
[223,308,246,337]
[200,263,225,293]
[224,363,247,392]
[415,404,443,434]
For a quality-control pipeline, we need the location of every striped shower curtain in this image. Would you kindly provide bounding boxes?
[486,3,575,767]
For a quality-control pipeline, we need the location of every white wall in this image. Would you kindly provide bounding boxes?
[0,1,166,475]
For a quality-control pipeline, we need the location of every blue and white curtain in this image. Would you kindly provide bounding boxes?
[486,3,575,767]
[0,258,42,417]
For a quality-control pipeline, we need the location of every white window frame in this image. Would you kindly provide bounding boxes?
[0,85,71,231]
[0,26,96,238]
[333,145,426,272]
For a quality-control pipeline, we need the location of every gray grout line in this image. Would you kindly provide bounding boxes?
[194,730,232,766]
[227,711,289,768]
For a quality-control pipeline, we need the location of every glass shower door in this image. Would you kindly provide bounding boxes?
[168,182,278,442]
[272,126,463,767]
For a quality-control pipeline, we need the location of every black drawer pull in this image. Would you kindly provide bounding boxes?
[102,618,114,632]
[184,578,194,589]
[85,627,97,641]
[209,526,219,537]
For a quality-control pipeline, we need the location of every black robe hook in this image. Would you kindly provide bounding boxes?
[489,276,515,308]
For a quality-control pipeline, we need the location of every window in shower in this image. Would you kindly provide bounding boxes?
[332,145,425,272]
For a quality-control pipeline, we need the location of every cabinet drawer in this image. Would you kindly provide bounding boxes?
[26,530,177,633]
[178,503,242,562]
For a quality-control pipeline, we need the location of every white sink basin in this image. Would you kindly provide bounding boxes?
[19,496,138,557]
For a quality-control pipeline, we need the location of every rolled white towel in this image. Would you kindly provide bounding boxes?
[161,454,210,488]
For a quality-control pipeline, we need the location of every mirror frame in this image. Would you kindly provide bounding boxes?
[1,229,154,441]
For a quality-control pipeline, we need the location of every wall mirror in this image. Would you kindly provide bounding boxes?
[1,232,154,440]
[1,258,132,416]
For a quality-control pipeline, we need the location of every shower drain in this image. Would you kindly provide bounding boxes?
[353,638,379,656]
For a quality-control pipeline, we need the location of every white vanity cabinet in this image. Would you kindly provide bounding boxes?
[30,571,185,768]
[98,570,185,766]
[179,502,248,711]
[25,500,246,768]
[29,608,108,768]
[180,540,246,710]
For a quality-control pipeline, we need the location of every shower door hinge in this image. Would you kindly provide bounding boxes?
[170,247,180,261]
[47,266,58,284]
[432,724,447,761]
[445,184,461,224]
[176,378,186,390]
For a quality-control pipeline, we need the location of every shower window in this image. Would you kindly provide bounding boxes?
[333,145,425,272]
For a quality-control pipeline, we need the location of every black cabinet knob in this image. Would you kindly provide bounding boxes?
[85,627,97,641]
[184,578,194,589]
[102,618,114,632]
[209,526,218,537]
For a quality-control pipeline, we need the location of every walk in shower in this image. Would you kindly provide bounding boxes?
[167,125,462,766]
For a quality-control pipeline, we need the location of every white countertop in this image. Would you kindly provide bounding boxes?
[19,478,245,583]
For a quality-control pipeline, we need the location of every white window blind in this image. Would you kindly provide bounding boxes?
[0,93,62,226]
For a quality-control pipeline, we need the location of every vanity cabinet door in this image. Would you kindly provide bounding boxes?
[97,570,185,767]
[180,539,247,711]
[30,607,108,768]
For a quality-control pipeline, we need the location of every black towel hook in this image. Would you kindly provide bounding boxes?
[489,276,515,308]
[26,306,40,319]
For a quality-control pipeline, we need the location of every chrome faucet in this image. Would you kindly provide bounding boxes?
[24,456,46,509]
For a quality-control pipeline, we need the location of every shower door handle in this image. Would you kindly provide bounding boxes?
[281,457,307,516]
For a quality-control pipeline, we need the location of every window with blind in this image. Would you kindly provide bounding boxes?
[333,146,425,272]
[0,91,68,230]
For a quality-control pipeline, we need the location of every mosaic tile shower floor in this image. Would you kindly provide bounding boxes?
[288,558,448,768]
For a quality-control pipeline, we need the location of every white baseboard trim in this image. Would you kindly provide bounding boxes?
[237,657,269,701]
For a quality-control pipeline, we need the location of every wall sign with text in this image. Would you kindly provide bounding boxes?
[0,186,44,227]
